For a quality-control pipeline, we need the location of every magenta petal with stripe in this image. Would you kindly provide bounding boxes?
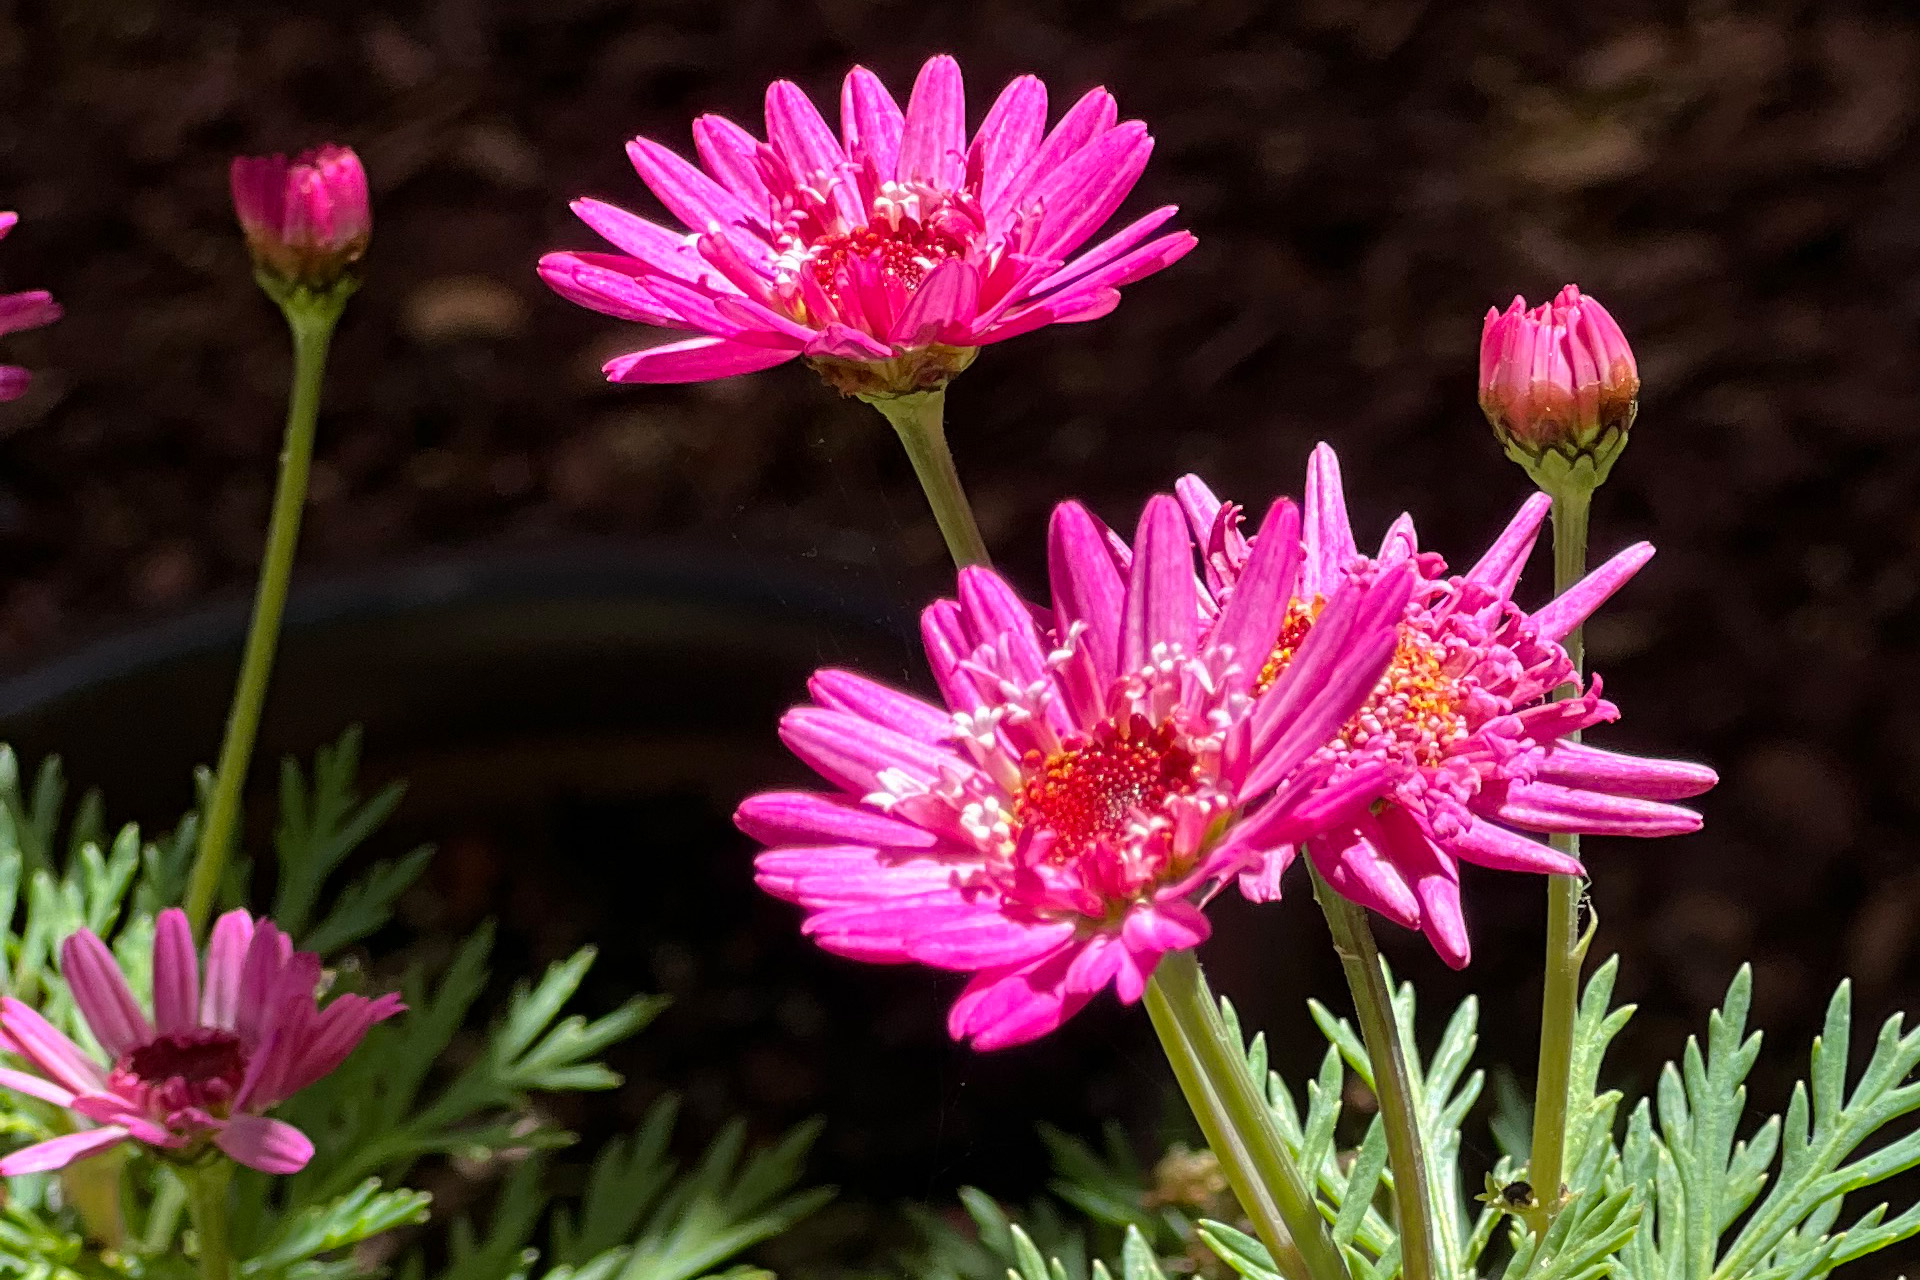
[0,908,402,1177]
[738,490,1407,1049]
[1179,441,1716,964]
[542,57,1189,387]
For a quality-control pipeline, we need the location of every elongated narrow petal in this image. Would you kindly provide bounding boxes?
[692,114,774,213]
[1210,499,1301,684]
[604,336,799,383]
[1529,542,1655,643]
[971,75,1047,211]
[0,1126,130,1175]
[840,66,905,178]
[808,670,953,744]
[1477,780,1703,837]
[1531,741,1718,800]
[1464,491,1552,595]
[1121,495,1198,672]
[150,909,200,1036]
[1445,821,1584,875]
[1049,501,1127,684]
[897,55,966,191]
[61,932,152,1059]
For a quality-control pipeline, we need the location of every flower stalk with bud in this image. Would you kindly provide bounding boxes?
[185,146,370,933]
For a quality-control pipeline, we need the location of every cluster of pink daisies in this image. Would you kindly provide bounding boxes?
[0,54,1708,1196]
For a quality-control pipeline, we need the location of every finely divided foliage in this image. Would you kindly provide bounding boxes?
[0,739,830,1280]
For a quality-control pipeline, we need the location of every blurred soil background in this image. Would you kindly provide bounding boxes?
[1,0,1919,1274]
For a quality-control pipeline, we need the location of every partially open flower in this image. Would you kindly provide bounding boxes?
[0,213,60,402]
[1479,285,1638,493]
[541,55,1194,394]
[1177,445,1716,966]
[738,493,1409,1049]
[0,909,402,1175]
[230,145,371,293]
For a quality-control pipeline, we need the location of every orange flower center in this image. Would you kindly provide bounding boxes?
[1016,715,1199,860]
[1258,599,1469,768]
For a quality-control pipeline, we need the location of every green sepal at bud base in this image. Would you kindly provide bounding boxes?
[808,344,979,399]
[254,269,358,335]
[1499,416,1632,501]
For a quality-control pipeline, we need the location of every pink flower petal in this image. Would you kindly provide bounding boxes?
[736,791,940,851]
[764,80,862,228]
[1475,780,1703,837]
[992,87,1119,223]
[840,66,905,179]
[150,908,200,1036]
[1048,501,1127,685]
[1445,821,1584,875]
[778,705,959,796]
[1464,491,1552,596]
[972,286,1120,344]
[603,335,799,384]
[569,200,713,283]
[907,914,1079,970]
[0,999,104,1094]
[947,946,1086,1051]
[691,114,774,217]
[0,290,61,338]
[897,55,966,191]
[1529,542,1655,643]
[0,366,29,402]
[216,1114,314,1174]
[1121,494,1198,673]
[201,909,256,1031]
[970,75,1048,212]
[756,846,963,908]
[1211,499,1302,687]
[0,1126,129,1175]
[0,1064,75,1107]
[1302,442,1359,596]
[625,137,758,236]
[889,258,979,346]
[808,670,954,744]
[1034,206,1180,294]
[61,931,152,1060]
[1531,741,1717,800]
[1021,122,1152,262]
[538,252,712,329]
[1306,827,1420,929]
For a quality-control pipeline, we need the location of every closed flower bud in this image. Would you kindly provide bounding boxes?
[230,145,370,294]
[1479,285,1638,494]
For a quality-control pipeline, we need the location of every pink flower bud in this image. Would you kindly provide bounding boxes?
[230,145,370,290]
[1478,285,1639,488]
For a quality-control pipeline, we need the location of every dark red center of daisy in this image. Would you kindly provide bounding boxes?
[808,220,965,298]
[123,1029,248,1091]
[1017,715,1198,860]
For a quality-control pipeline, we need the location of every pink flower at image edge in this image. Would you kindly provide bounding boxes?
[739,492,1411,1049]
[0,908,402,1175]
[541,54,1196,384]
[0,213,61,402]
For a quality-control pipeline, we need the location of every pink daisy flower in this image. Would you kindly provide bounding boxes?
[738,493,1411,1049]
[0,212,61,402]
[0,908,402,1175]
[1479,284,1639,466]
[1175,444,1716,967]
[540,55,1195,387]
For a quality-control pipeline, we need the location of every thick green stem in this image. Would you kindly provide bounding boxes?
[1310,868,1434,1280]
[185,299,342,933]
[186,1161,233,1280]
[1146,949,1351,1280]
[864,390,992,569]
[1527,487,1593,1230]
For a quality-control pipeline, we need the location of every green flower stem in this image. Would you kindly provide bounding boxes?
[1145,949,1351,1280]
[863,389,992,569]
[1309,867,1435,1280]
[185,293,345,934]
[186,1160,233,1280]
[1526,486,1593,1232]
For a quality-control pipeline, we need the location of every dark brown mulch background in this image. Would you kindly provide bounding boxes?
[2,0,1919,1274]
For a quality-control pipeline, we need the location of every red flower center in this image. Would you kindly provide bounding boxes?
[122,1029,248,1094]
[1017,715,1199,860]
[807,219,965,299]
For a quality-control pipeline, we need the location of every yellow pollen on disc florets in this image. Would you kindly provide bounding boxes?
[1259,598,1469,768]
